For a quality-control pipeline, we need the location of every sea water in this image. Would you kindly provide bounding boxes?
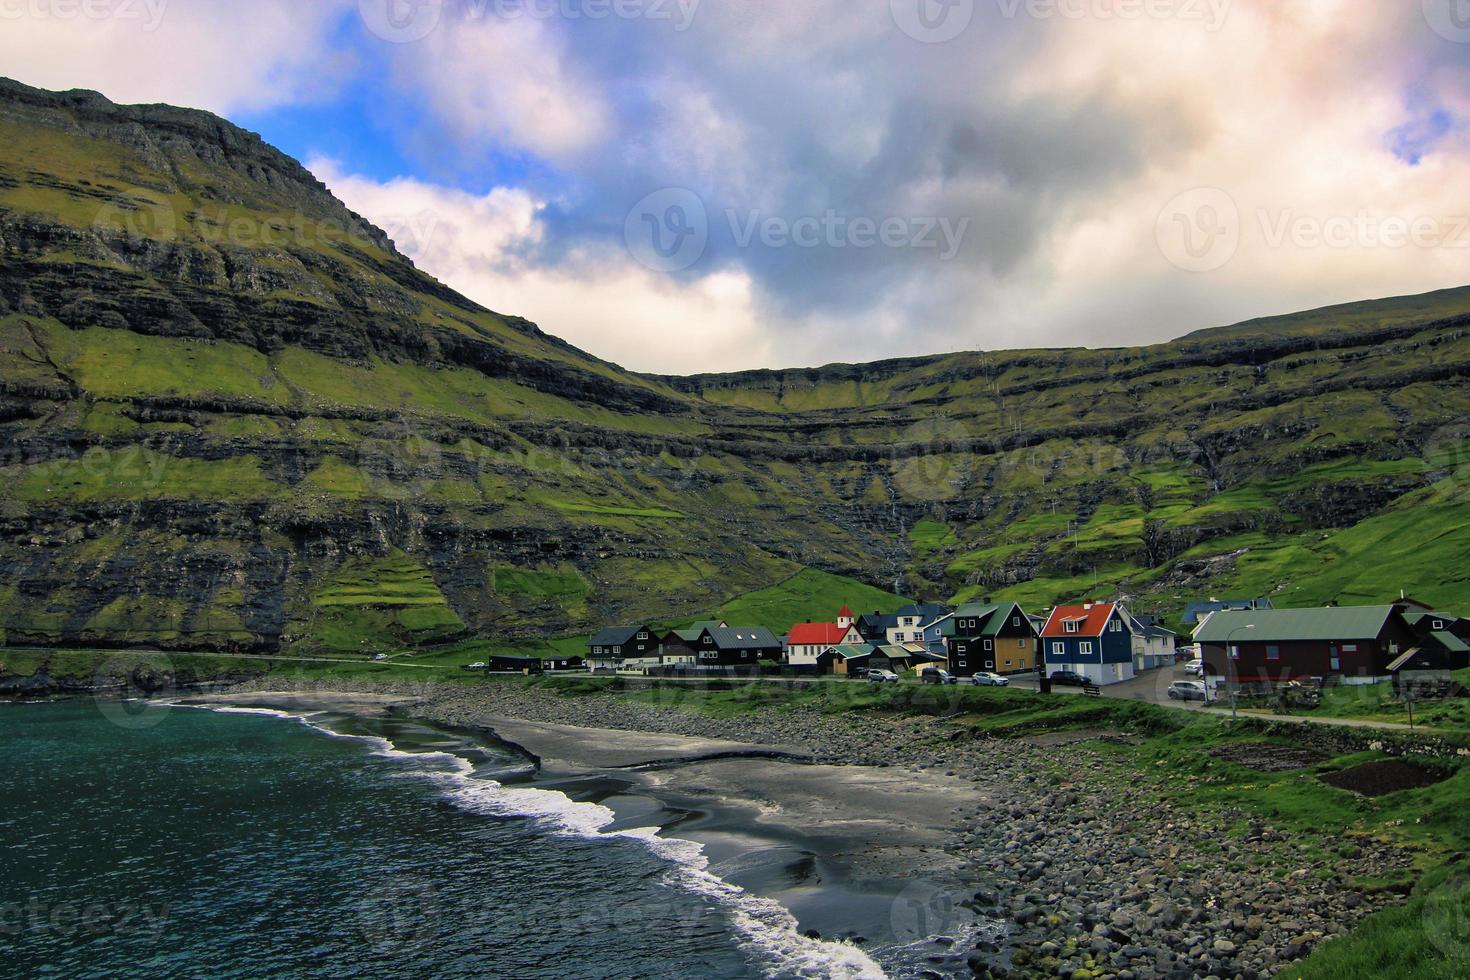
[0,701,892,979]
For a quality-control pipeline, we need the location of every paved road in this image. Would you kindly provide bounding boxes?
[1007,667,1428,731]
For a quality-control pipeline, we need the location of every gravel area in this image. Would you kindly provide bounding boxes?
[231,676,1415,979]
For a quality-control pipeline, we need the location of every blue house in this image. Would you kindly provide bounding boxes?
[1040,601,1138,685]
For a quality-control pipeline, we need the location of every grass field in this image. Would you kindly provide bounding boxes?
[714,568,908,633]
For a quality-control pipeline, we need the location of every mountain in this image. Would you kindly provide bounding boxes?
[3,78,1469,654]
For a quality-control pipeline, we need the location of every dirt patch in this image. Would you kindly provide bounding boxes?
[1319,760,1450,797]
[1210,743,1329,772]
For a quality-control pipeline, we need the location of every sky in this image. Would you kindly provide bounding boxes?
[3,0,1470,373]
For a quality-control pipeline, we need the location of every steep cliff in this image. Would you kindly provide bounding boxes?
[3,78,1469,653]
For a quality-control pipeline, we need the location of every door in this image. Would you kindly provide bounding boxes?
[1329,645,1341,672]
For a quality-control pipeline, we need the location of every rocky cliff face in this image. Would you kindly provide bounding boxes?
[3,78,1470,654]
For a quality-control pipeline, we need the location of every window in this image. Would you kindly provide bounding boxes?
[1052,642,1064,656]
[1433,619,1445,630]
[1064,621,1079,633]
[1266,645,1280,661]
[1229,645,1240,660]
[1343,644,1359,653]
[984,639,993,651]
[956,643,969,654]
[637,632,649,640]
[985,661,995,669]
[594,647,604,655]
[1110,620,1122,633]
[1004,659,1013,667]
[1012,616,1021,626]
[1080,641,1094,655]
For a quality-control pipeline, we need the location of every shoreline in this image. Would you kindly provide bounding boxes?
[177,689,995,977]
[149,679,1417,977]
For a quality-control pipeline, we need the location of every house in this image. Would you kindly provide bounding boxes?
[587,625,660,672]
[831,644,875,675]
[1040,602,1138,685]
[1131,614,1179,671]
[487,655,543,674]
[1194,604,1419,686]
[943,601,1038,677]
[888,603,950,645]
[1399,603,1470,644]
[543,656,586,672]
[1387,630,1470,674]
[661,620,728,665]
[786,606,864,666]
[901,645,949,672]
[1181,597,1274,626]
[692,626,783,666]
[856,611,899,644]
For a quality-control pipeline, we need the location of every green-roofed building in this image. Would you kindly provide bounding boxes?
[940,600,1038,677]
[660,620,729,665]
[1193,604,1420,684]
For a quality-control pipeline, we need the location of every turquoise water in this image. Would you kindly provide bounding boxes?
[0,701,885,979]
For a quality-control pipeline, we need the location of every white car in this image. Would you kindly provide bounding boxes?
[464,662,489,671]
[867,669,901,683]
[1181,659,1205,677]
[970,672,1009,687]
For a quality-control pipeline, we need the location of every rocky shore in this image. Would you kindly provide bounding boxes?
[227,677,1411,979]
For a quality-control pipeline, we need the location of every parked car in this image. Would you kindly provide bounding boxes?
[970,672,1009,687]
[1181,659,1205,677]
[848,667,869,680]
[1049,670,1091,687]
[373,654,390,662]
[867,669,901,683]
[1167,680,1208,702]
[464,662,488,671]
[921,668,958,685]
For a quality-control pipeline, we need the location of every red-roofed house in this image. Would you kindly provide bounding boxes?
[1040,601,1139,685]
[786,607,864,667]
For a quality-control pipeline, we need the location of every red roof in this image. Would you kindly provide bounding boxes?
[789,622,853,645]
[1041,603,1117,638]
[838,605,853,618]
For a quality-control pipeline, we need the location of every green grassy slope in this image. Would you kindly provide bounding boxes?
[3,77,1470,657]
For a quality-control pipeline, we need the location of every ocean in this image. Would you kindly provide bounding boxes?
[0,700,906,979]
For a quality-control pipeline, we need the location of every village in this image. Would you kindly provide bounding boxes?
[463,595,1470,710]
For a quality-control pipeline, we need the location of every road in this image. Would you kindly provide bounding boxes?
[1005,667,1425,731]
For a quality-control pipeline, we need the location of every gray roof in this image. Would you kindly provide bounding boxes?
[1194,606,1396,643]
[708,626,781,650]
[589,626,643,647]
[896,603,950,620]
[1181,598,1274,624]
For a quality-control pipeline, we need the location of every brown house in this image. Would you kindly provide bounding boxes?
[1194,604,1419,684]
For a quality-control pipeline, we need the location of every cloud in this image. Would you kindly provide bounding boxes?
[390,13,610,163]
[311,158,775,374]
[359,0,1470,370]
[0,0,354,114]
[10,0,1470,371]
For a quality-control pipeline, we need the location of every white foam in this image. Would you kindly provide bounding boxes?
[192,703,890,979]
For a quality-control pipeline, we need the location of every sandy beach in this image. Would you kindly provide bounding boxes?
[179,689,999,973]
